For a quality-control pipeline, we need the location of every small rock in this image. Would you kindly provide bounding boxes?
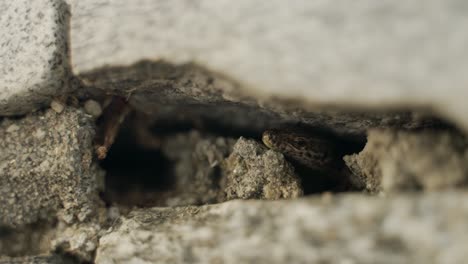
[344,129,468,193]
[224,137,303,200]
[6,124,19,133]
[84,99,103,118]
[158,130,236,206]
[50,100,65,113]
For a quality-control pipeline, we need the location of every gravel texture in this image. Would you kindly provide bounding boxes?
[0,107,103,227]
[159,130,236,206]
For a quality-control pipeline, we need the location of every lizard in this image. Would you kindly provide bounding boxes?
[262,128,355,191]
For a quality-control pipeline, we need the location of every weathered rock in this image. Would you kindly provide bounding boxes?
[0,106,105,261]
[224,137,302,200]
[344,130,468,193]
[0,0,71,115]
[69,0,468,132]
[95,192,468,264]
[160,131,236,206]
[0,107,103,227]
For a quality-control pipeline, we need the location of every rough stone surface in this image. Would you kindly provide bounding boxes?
[50,222,103,261]
[69,0,468,131]
[95,192,468,264]
[160,130,236,206]
[0,107,103,227]
[224,137,303,200]
[0,0,71,115]
[344,130,468,194]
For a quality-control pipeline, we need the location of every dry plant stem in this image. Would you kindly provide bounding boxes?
[95,96,130,160]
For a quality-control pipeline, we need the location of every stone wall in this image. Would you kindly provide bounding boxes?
[1,1,468,263]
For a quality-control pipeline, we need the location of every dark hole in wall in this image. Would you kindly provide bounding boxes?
[99,113,175,207]
[259,123,367,195]
[97,107,368,207]
[283,128,366,195]
[78,60,460,202]
[98,110,266,207]
[292,161,359,195]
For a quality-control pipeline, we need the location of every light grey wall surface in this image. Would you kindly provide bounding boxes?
[0,0,70,115]
[69,0,468,129]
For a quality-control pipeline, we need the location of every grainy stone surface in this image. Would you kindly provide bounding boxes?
[344,130,468,193]
[224,137,302,200]
[0,107,103,227]
[160,130,236,206]
[0,0,71,115]
[95,192,468,264]
[69,0,468,131]
[50,222,103,261]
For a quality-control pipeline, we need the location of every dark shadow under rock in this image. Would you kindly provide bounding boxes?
[76,60,450,139]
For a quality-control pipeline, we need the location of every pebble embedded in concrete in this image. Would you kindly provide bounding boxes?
[50,100,65,113]
[84,99,103,118]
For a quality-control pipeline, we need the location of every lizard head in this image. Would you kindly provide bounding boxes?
[262,129,282,150]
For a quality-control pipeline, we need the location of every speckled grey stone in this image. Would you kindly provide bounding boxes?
[0,0,71,115]
[0,106,103,227]
[95,192,468,264]
[69,0,468,132]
